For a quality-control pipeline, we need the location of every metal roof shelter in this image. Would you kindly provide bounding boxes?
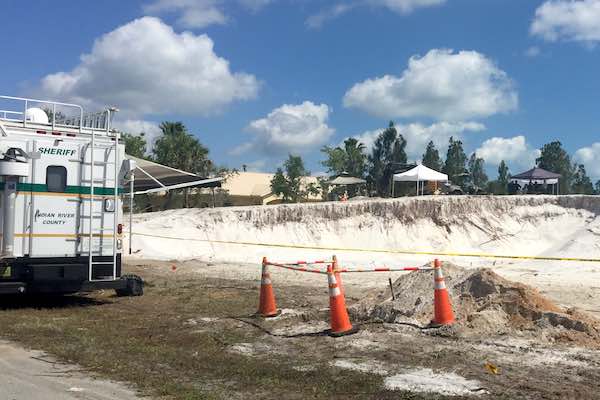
[511,167,561,194]
[328,173,367,201]
[125,155,222,195]
[329,174,367,186]
[123,156,223,256]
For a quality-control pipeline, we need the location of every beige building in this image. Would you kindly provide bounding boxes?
[220,171,322,206]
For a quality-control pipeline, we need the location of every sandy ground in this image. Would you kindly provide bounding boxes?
[126,196,600,320]
[0,340,140,400]
[127,258,600,399]
[171,257,600,319]
[1,257,598,399]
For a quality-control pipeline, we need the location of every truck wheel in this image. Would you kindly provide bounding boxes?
[115,274,144,297]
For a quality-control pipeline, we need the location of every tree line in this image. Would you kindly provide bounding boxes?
[271,121,600,202]
[123,120,600,206]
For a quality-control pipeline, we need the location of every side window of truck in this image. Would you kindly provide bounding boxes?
[46,166,67,193]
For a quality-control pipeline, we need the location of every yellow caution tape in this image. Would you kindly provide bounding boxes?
[131,232,600,263]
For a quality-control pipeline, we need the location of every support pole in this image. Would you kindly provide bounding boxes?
[2,177,17,257]
[129,172,134,255]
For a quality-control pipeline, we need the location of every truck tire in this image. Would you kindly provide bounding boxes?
[115,274,144,297]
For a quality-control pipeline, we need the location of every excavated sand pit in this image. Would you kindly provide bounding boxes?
[353,263,600,347]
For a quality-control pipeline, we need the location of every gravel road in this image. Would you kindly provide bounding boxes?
[0,340,140,400]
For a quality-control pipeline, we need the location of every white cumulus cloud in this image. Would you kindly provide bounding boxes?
[144,0,273,28]
[239,0,274,12]
[232,101,335,156]
[349,121,485,161]
[343,49,518,121]
[370,0,446,13]
[575,142,600,179]
[306,4,356,29]
[144,0,227,28]
[531,0,600,44]
[307,0,445,28]
[475,136,540,170]
[36,17,259,116]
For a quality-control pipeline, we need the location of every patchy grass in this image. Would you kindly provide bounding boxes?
[0,264,452,400]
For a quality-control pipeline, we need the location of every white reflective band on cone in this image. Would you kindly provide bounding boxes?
[261,263,272,285]
[434,266,446,289]
[262,277,272,285]
[328,272,341,296]
[328,274,337,285]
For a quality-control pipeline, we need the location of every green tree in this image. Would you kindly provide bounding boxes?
[367,121,407,196]
[122,132,147,158]
[494,160,510,194]
[317,176,331,201]
[321,138,367,178]
[422,141,442,171]
[536,141,573,194]
[595,180,600,195]
[571,164,594,194]
[443,137,468,187]
[468,153,488,189]
[153,122,213,208]
[321,138,367,197]
[271,154,313,203]
[498,160,510,188]
[153,122,211,175]
[487,160,510,195]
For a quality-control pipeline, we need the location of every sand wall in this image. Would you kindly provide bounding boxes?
[125,195,600,312]
[126,195,600,265]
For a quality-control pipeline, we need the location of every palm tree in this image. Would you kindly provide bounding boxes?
[343,138,367,179]
[153,121,211,207]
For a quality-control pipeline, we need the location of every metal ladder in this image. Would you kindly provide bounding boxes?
[87,109,119,282]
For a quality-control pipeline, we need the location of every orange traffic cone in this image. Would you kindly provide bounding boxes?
[258,257,279,318]
[332,255,344,296]
[327,264,358,337]
[432,259,455,326]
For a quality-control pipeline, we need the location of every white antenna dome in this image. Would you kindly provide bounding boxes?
[25,107,49,124]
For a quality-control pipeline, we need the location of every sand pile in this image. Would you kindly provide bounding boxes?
[352,263,600,346]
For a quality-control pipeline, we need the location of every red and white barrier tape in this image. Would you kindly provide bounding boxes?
[265,261,432,275]
[279,260,333,266]
[265,261,328,275]
[335,266,433,273]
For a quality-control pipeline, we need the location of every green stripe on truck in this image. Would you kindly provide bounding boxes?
[0,182,123,195]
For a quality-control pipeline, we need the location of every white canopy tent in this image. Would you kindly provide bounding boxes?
[393,164,448,196]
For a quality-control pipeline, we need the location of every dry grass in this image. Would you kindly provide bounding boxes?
[0,264,461,400]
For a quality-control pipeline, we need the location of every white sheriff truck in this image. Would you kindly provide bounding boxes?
[0,95,144,296]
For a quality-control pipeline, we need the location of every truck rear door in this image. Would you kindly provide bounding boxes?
[28,139,80,257]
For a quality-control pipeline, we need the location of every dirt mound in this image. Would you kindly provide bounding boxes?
[352,263,600,347]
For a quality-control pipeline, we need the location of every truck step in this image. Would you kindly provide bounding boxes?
[0,282,26,294]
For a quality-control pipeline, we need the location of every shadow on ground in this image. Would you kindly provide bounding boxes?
[0,294,110,310]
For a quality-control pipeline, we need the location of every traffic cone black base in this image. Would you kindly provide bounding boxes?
[327,325,360,338]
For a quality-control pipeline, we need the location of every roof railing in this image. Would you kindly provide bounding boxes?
[0,95,114,134]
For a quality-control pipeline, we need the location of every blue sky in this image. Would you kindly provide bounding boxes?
[1,0,600,179]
